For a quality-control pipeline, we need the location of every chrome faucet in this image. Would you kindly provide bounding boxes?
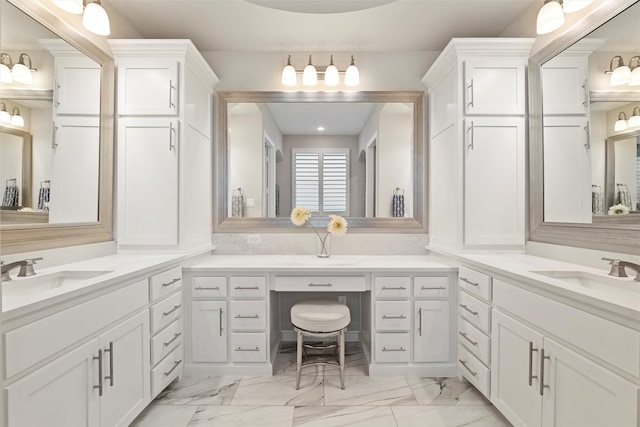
[0,257,43,281]
[619,261,640,282]
[602,257,640,282]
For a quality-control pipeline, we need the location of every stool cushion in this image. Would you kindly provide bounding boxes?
[291,300,351,332]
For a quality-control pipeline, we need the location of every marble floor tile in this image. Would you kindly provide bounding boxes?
[293,406,397,427]
[324,376,418,406]
[155,376,241,406]
[230,374,324,406]
[130,404,197,427]
[392,405,511,427]
[406,377,491,406]
[188,405,295,427]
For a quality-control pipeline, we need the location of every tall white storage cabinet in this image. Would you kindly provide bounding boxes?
[422,39,533,251]
[110,40,219,250]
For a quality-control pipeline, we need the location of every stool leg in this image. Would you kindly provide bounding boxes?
[339,329,345,390]
[296,330,303,390]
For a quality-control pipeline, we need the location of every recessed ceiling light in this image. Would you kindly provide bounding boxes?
[317,126,325,131]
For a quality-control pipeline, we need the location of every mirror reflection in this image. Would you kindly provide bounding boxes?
[541,1,640,223]
[0,0,101,225]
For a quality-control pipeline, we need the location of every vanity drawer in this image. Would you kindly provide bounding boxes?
[150,266,182,302]
[414,276,450,298]
[375,333,410,362]
[230,333,267,362]
[275,275,366,292]
[151,344,183,398]
[458,344,490,398]
[192,276,227,298]
[150,291,183,334]
[374,276,410,297]
[230,301,266,330]
[151,318,183,366]
[375,301,411,331]
[458,318,490,366]
[458,291,491,334]
[230,277,266,298]
[458,266,492,301]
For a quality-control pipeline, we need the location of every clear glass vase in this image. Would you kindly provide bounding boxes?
[316,233,331,258]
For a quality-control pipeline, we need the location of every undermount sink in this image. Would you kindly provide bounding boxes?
[2,270,113,296]
[531,270,640,298]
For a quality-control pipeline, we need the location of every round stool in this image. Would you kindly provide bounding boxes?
[290,300,351,390]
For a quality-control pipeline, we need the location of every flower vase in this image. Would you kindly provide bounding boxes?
[316,234,331,258]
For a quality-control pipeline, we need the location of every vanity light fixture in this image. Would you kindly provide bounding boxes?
[606,56,632,86]
[53,0,111,36]
[614,112,628,132]
[10,107,24,128]
[281,55,360,87]
[0,53,12,84]
[0,103,11,123]
[536,0,593,35]
[0,53,37,85]
[628,56,640,86]
[628,107,640,128]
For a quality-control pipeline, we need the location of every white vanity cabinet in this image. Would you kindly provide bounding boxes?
[423,38,533,251]
[541,55,589,116]
[110,40,219,250]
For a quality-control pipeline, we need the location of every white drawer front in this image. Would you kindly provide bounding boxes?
[230,277,266,298]
[458,344,490,398]
[458,291,491,334]
[230,301,266,331]
[374,277,410,297]
[192,276,227,298]
[151,319,183,366]
[230,333,267,362]
[375,333,410,362]
[458,319,490,366]
[150,266,182,302]
[150,291,183,334]
[414,276,450,298]
[151,344,183,398]
[458,266,492,301]
[375,301,411,331]
[275,275,366,292]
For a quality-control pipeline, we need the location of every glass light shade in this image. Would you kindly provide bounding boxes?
[610,65,631,86]
[10,110,24,128]
[52,0,84,14]
[628,115,640,128]
[629,67,640,86]
[324,64,339,86]
[302,64,317,86]
[562,0,592,13]
[281,64,297,86]
[0,108,10,123]
[344,64,359,86]
[614,115,628,132]
[11,63,31,84]
[0,63,12,84]
[536,1,565,35]
[83,1,111,36]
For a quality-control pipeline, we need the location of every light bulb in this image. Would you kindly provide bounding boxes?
[302,55,317,86]
[324,55,339,86]
[281,55,297,86]
[83,1,111,36]
[562,0,592,13]
[536,0,565,35]
[344,56,359,87]
[52,0,84,14]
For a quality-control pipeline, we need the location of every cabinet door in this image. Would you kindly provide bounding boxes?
[541,56,588,115]
[491,310,543,427]
[99,311,151,427]
[117,59,179,115]
[414,300,449,362]
[49,116,100,224]
[464,117,525,245]
[54,56,101,115]
[191,300,227,362]
[7,339,100,427]
[541,338,639,427]
[117,117,179,245]
[464,59,526,115]
[543,116,592,223]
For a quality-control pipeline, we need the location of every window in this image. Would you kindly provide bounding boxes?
[292,148,349,215]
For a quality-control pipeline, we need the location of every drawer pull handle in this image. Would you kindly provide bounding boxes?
[162,305,182,317]
[382,315,407,319]
[235,315,260,319]
[162,278,181,287]
[460,277,480,287]
[164,359,182,377]
[235,286,260,290]
[421,286,446,290]
[458,331,478,346]
[163,332,183,348]
[219,308,224,337]
[381,286,406,290]
[528,341,539,386]
[539,348,550,396]
[236,347,260,352]
[93,349,103,396]
[459,304,479,316]
[382,347,406,352]
[169,80,176,109]
[459,359,477,377]
[308,283,333,287]
[104,341,114,387]
[195,286,220,291]
[418,308,422,336]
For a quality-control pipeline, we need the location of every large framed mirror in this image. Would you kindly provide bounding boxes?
[529,0,640,255]
[0,0,114,254]
[215,91,426,233]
